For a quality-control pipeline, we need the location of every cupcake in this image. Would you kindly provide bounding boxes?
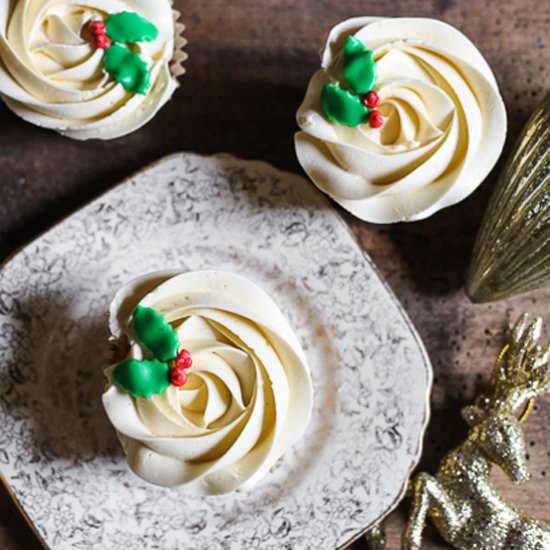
[102,270,313,495]
[295,17,507,223]
[0,1,186,140]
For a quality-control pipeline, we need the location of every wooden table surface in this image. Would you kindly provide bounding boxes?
[0,1,548,548]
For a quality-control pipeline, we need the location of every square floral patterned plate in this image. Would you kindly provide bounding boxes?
[0,153,432,549]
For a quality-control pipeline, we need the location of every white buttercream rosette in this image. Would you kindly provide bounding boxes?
[102,270,313,495]
[295,17,507,223]
[0,0,182,140]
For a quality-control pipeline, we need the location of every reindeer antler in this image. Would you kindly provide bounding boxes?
[491,314,550,413]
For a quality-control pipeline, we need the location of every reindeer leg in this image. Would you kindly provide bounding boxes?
[402,473,461,550]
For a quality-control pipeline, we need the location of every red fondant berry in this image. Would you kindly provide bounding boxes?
[94,34,112,50]
[368,110,384,129]
[89,21,107,36]
[362,90,380,109]
[176,349,193,370]
[170,367,187,387]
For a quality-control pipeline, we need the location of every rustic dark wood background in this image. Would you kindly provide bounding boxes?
[0,1,548,548]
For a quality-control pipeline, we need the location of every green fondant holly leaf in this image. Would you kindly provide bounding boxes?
[342,36,377,95]
[321,83,369,126]
[105,12,159,44]
[103,44,151,95]
[113,359,170,398]
[132,305,179,362]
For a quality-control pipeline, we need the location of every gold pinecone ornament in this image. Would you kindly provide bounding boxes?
[467,94,550,303]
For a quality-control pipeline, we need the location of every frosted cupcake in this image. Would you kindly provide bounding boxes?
[295,17,507,223]
[0,1,186,140]
[102,270,313,495]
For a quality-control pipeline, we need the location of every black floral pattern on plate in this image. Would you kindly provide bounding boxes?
[0,153,431,549]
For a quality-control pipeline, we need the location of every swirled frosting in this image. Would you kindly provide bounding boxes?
[0,0,178,140]
[295,17,507,223]
[102,270,313,495]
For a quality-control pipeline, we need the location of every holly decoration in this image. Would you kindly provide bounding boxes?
[112,305,193,398]
[321,36,383,128]
[132,305,179,361]
[113,358,171,399]
[89,12,159,95]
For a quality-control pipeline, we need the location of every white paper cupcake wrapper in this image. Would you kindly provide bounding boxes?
[170,4,188,79]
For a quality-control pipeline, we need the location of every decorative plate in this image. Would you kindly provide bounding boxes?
[0,153,432,549]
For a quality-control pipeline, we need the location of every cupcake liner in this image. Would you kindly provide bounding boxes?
[170,3,188,80]
[106,337,130,365]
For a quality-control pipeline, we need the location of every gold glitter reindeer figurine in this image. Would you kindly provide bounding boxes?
[402,314,550,550]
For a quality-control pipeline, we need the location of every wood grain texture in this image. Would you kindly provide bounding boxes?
[0,0,548,548]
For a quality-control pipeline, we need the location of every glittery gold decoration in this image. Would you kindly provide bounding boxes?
[397,314,550,550]
[364,524,386,550]
[467,94,550,303]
